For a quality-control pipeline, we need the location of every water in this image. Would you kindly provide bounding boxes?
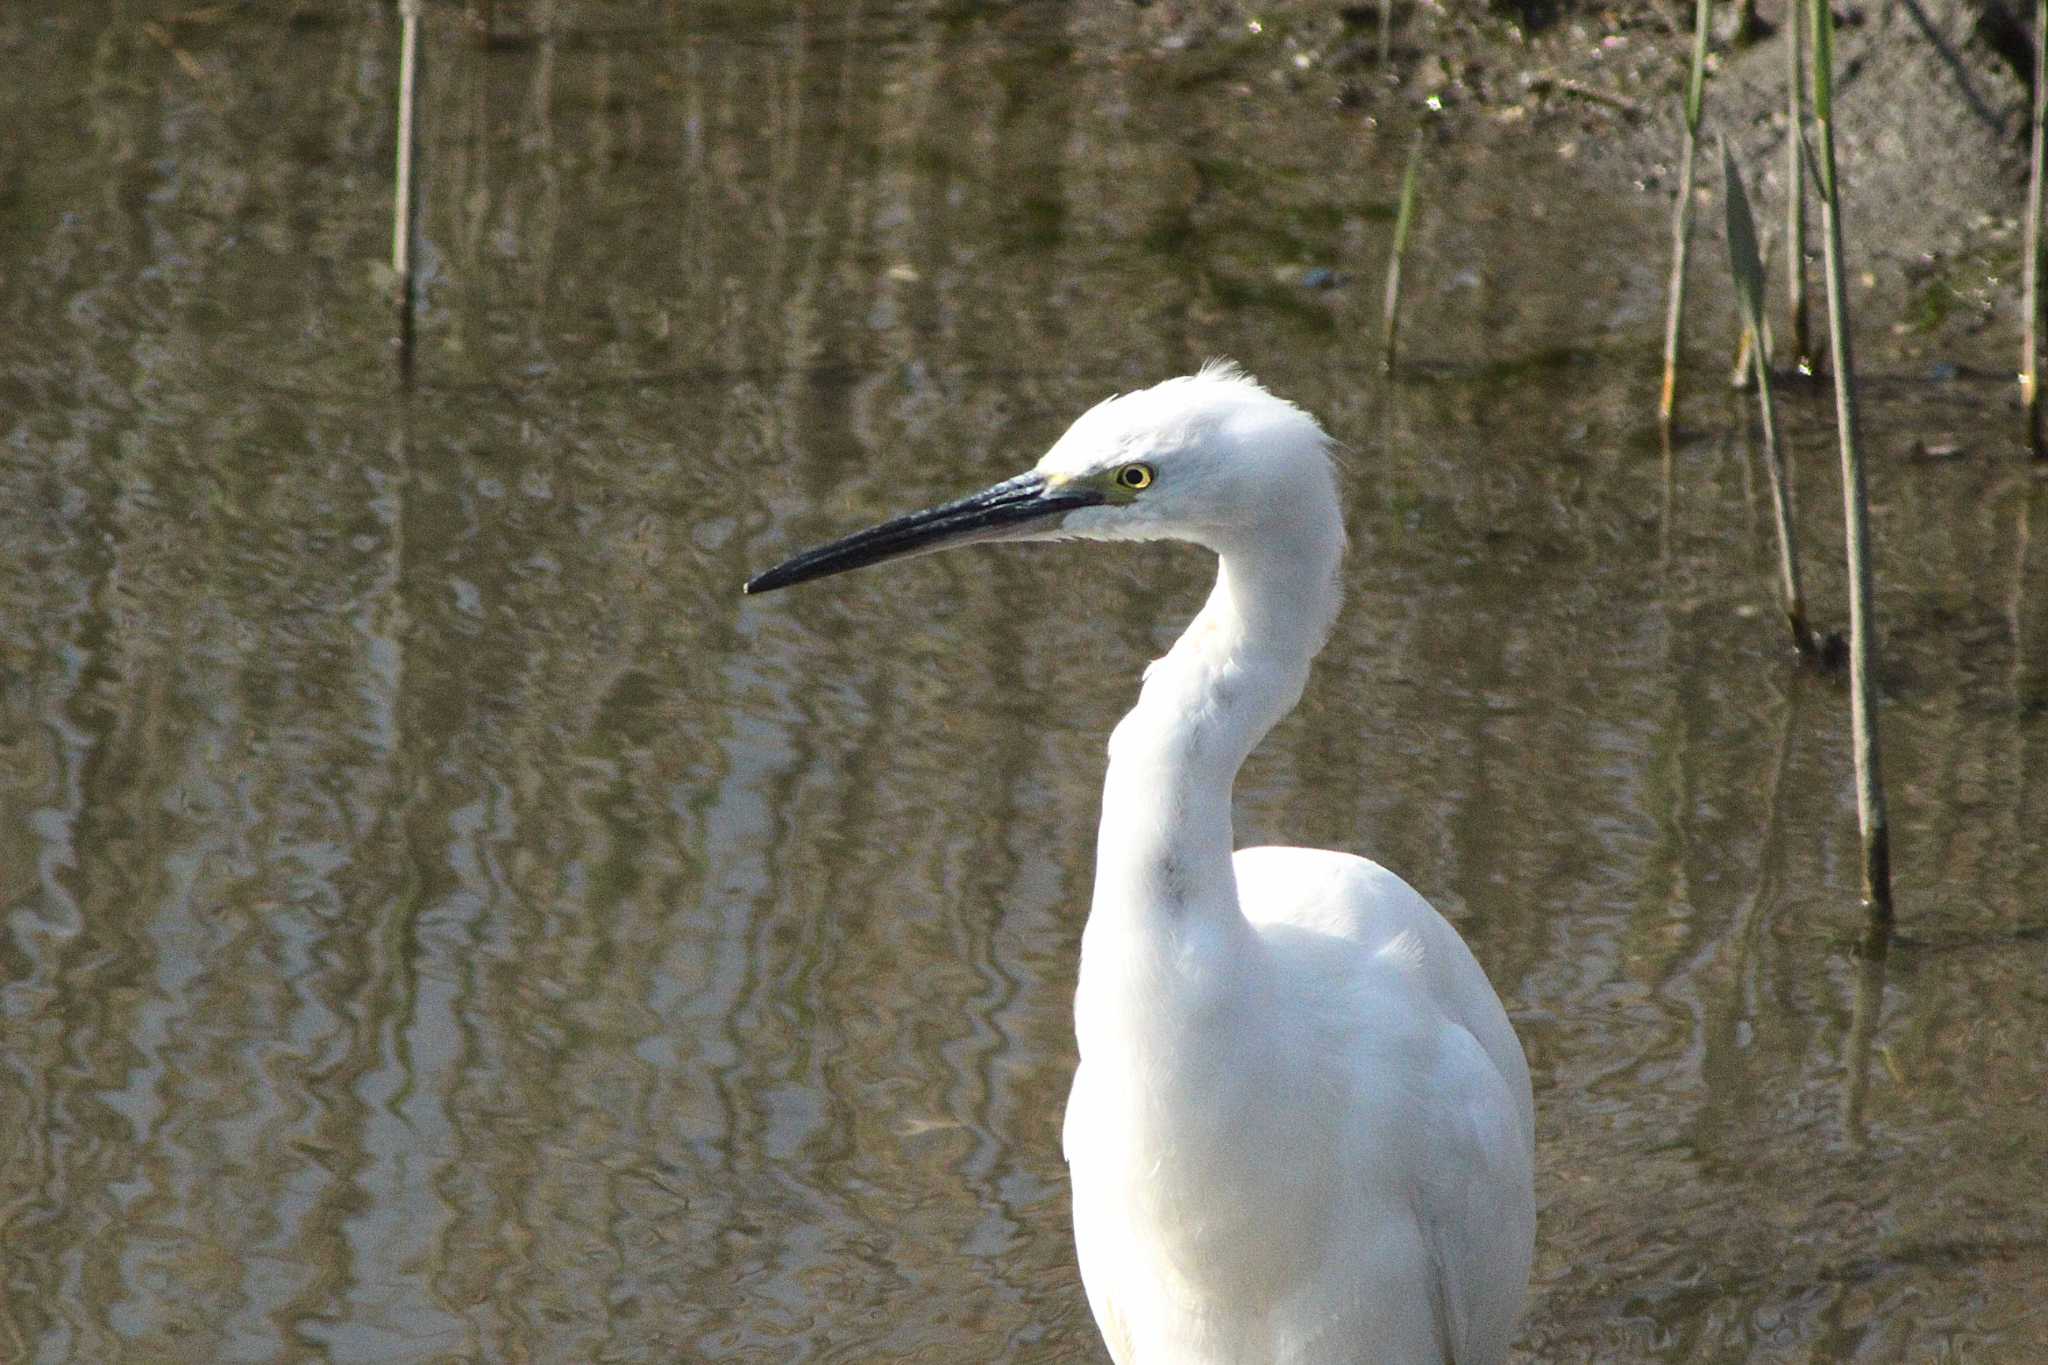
[3,3,2045,1361]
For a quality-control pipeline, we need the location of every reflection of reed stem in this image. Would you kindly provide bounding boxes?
[393,0,422,384]
[1381,130,1423,373]
[1811,0,1893,941]
[2023,0,2046,453]
[1659,0,1712,427]
[2012,493,2037,937]
[1841,952,1888,1149]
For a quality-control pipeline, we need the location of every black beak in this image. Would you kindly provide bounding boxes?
[743,472,1103,594]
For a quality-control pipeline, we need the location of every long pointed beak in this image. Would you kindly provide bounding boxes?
[743,471,1102,594]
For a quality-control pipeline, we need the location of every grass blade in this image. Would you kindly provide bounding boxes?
[1722,139,1819,657]
[1723,139,1767,329]
[1382,130,1424,372]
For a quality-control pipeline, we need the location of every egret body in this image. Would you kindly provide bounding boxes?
[745,363,1535,1365]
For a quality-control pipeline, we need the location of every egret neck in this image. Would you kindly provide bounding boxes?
[1084,513,1346,1022]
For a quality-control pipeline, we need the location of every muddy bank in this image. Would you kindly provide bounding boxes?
[1115,0,2037,376]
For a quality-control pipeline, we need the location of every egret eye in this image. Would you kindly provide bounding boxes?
[1116,463,1154,491]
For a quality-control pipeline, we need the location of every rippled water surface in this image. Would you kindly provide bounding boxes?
[4,3,2046,1361]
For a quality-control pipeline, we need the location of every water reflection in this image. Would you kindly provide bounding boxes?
[2,1,2045,1362]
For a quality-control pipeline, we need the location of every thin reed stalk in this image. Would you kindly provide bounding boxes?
[2023,0,2046,453]
[1811,0,1894,940]
[1722,140,1819,657]
[1659,0,1713,426]
[1381,130,1423,372]
[1785,0,1812,370]
[393,0,422,384]
[1842,953,1889,1140]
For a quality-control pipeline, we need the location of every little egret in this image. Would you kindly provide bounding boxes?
[744,362,1534,1365]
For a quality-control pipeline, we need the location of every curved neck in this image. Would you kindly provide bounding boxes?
[1090,533,1342,932]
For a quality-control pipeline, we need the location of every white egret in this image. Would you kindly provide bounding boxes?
[744,362,1534,1365]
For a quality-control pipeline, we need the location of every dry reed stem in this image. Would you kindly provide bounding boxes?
[1811,0,1894,937]
[393,0,422,383]
[1659,0,1713,427]
[1785,0,1812,371]
[2024,0,2046,453]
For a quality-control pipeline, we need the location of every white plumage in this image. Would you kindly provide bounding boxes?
[745,363,1535,1365]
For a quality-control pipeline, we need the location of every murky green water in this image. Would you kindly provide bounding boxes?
[4,3,2046,1361]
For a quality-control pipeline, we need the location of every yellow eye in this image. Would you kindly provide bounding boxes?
[1116,463,1154,490]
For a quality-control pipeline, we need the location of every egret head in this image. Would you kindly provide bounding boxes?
[743,361,1341,594]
